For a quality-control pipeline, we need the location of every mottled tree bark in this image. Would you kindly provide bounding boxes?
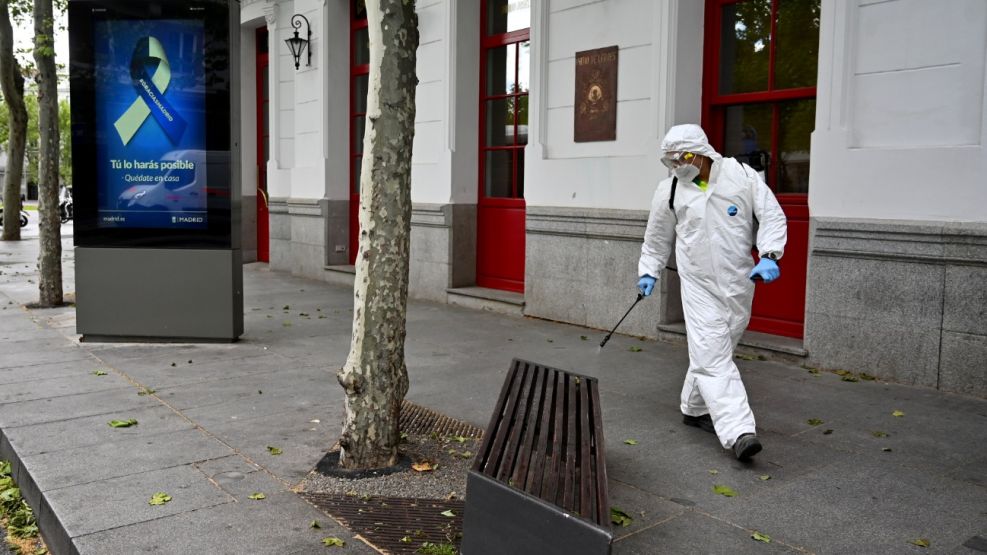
[337,0,419,470]
[33,0,63,307]
[0,0,25,241]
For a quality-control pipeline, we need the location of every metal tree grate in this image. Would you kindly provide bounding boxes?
[301,493,465,554]
[400,400,484,439]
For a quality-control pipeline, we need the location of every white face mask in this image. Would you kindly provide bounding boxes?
[673,159,700,182]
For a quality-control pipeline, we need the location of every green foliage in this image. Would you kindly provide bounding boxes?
[416,542,456,555]
[610,507,633,527]
[148,492,172,506]
[1,459,40,540]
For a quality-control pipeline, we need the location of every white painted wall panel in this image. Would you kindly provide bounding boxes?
[417,41,446,86]
[418,1,444,45]
[412,121,444,164]
[810,0,987,222]
[415,81,445,124]
[851,0,986,148]
[547,0,653,61]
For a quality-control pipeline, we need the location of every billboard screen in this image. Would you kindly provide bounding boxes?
[70,0,236,248]
[93,20,207,229]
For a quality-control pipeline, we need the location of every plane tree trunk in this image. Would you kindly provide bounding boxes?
[336,0,419,470]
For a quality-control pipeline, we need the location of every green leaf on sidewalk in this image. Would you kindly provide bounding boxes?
[892,410,905,417]
[267,446,283,456]
[440,509,455,517]
[759,475,771,481]
[321,537,345,547]
[148,492,171,506]
[580,336,588,341]
[752,531,771,543]
[807,418,824,426]
[91,370,107,376]
[624,439,639,445]
[248,492,266,500]
[708,469,719,475]
[629,346,642,352]
[310,520,321,529]
[610,507,633,527]
[713,485,737,497]
[909,538,930,548]
[108,419,138,428]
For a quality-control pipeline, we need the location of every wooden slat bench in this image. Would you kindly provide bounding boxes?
[463,358,612,554]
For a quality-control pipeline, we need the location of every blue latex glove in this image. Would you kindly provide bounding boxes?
[749,258,780,283]
[637,275,657,296]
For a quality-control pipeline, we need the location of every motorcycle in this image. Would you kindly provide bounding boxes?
[59,198,74,223]
[0,207,29,228]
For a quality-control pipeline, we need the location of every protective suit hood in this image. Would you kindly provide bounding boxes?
[661,124,722,161]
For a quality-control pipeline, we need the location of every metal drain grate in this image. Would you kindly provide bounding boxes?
[401,401,484,439]
[301,493,465,554]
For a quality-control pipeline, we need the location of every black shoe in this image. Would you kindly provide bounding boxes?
[682,413,715,434]
[733,433,762,461]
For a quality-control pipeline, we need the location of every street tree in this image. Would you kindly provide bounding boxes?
[0,0,26,240]
[32,0,64,307]
[336,0,419,470]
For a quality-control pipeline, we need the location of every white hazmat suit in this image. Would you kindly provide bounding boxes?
[639,125,787,449]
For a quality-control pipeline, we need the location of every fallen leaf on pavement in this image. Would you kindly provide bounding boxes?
[892,410,905,417]
[440,509,455,517]
[807,418,824,426]
[108,419,138,428]
[322,537,345,547]
[759,475,771,481]
[412,462,437,472]
[708,469,719,475]
[909,538,930,548]
[248,492,266,500]
[91,370,107,376]
[267,446,283,456]
[629,346,642,352]
[713,485,737,497]
[624,439,639,445]
[752,531,771,543]
[148,492,172,506]
[310,520,321,529]
[610,507,633,527]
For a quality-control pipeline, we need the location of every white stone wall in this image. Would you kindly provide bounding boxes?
[525,0,705,211]
[810,0,987,222]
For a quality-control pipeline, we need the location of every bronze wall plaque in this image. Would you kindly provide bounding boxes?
[574,46,618,142]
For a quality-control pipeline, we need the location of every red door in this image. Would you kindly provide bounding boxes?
[702,0,819,338]
[476,0,530,293]
[256,27,270,262]
[349,1,369,263]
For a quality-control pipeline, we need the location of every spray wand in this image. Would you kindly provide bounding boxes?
[599,293,645,349]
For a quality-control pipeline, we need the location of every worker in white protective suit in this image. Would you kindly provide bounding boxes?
[638,124,787,461]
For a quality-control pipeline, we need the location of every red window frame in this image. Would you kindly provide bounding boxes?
[701,0,816,203]
[478,5,530,208]
[349,2,369,264]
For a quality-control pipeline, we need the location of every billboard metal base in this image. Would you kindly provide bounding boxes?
[76,247,243,342]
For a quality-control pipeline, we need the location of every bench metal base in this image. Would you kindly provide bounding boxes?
[462,471,612,555]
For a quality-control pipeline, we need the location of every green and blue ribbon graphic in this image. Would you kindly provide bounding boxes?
[114,36,187,146]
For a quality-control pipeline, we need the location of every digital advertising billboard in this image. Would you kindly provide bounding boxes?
[95,20,206,229]
[70,0,237,248]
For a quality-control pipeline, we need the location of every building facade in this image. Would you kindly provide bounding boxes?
[238,0,987,398]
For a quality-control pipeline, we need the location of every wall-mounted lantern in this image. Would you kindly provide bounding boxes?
[284,14,311,70]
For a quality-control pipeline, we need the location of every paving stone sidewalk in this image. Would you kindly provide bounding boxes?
[1,230,986,554]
